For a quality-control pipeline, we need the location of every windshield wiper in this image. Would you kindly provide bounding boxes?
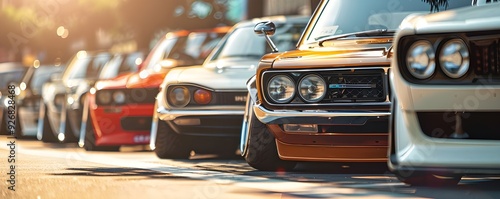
[317,29,395,47]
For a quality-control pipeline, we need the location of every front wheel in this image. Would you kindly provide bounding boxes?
[244,110,296,171]
[154,121,192,159]
[394,170,462,187]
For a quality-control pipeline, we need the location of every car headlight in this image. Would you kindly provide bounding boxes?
[168,86,190,107]
[193,89,212,105]
[113,91,126,104]
[406,40,436,79]
[439,39,469,79]
[267,75,295,103]
[298,74,326,103]
[97,91,112,105]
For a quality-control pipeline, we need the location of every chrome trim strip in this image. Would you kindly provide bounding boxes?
[253,103,391,124]
[157,106,244,121]
[166,83,246,93]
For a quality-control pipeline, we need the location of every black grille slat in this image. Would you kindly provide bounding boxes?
[470,39,500,77]
[321,70,386,103]
[213,92,247,106]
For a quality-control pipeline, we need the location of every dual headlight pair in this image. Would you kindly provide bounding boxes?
[406,38,469,79]
[97,90,126,104]
[267,74,326,104]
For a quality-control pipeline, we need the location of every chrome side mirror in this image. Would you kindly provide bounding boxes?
[254,21,279,53]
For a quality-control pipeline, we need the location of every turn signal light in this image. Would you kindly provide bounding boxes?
[193,89,212,105]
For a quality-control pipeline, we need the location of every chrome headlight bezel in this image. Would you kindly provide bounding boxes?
[266,75,296,104]
[439,38,470,79]
[406,40,436,80]
[298,74,326,103]
[167,86,191,108]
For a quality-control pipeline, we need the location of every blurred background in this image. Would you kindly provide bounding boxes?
[0,0,319,66]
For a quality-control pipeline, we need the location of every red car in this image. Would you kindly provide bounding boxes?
[79,27,230,151]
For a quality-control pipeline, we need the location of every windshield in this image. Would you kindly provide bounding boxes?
[99,52,144,79]
[144,31,226,70]
[143,37,180,70]
[63,52,112,80]
[28,66,64,94]
[306,0,472,43]
[210,24,306,60]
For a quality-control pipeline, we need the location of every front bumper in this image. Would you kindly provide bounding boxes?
[390,70,500,174]
[390,105,500,175]
[157,106,244,136]
[254,103,390,162]
[90,103,153,145]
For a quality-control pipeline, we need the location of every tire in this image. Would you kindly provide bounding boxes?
[154,120,192,159]
[394,170,462,187]
[244,110,296,171]
[13,115,28,139]
[83,110,120,151]
[0,109,9,135]
[40,102,59,143]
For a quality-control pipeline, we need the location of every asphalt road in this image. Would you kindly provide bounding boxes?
[1,136,500,199]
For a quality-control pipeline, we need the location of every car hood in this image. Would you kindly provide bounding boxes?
[165,58,258,90]
[401,3,500,34]
[270,42,392,69]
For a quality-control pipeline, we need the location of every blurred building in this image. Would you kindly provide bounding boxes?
[247,0,318,18]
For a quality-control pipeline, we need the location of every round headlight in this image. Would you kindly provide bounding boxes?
[298,74,326,103]
[113,91,126,104]
[267,75,295,103]
[406,40,436,79]
[168,86,190,107]
[439,39,469,79]
[97,91,112,105]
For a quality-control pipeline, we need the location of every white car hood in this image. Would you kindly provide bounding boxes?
[401,3,500,33]
[166,58,258,90]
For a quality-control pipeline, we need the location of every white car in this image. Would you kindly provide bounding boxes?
[389,2,500,186]
[37,51,112,142]
[150,16,309,159]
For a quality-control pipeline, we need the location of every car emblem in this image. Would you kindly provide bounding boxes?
[234,95,247,102]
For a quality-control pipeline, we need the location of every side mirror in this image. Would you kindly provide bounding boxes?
[254,21,276,36]
[254,21,278,52]
[50,73,62,82]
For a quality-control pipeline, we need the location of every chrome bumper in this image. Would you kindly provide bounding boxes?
[254,103,391,124]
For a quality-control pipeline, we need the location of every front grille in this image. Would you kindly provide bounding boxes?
[470,39,500,77]
[417,112,500,140]
[126,88,158,104]
[96,88,158,106]
[213,92,247,105]
[322,70,386,103]
[120,116,152,131]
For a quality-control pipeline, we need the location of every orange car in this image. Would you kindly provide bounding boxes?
[240,1,404,171]
[79,27,229,151]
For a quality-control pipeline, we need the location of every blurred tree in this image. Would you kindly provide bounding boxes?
[421,0,448,12]
[118,0,232,50]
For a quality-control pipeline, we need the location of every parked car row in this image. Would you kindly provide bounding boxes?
[2,0,500,187]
